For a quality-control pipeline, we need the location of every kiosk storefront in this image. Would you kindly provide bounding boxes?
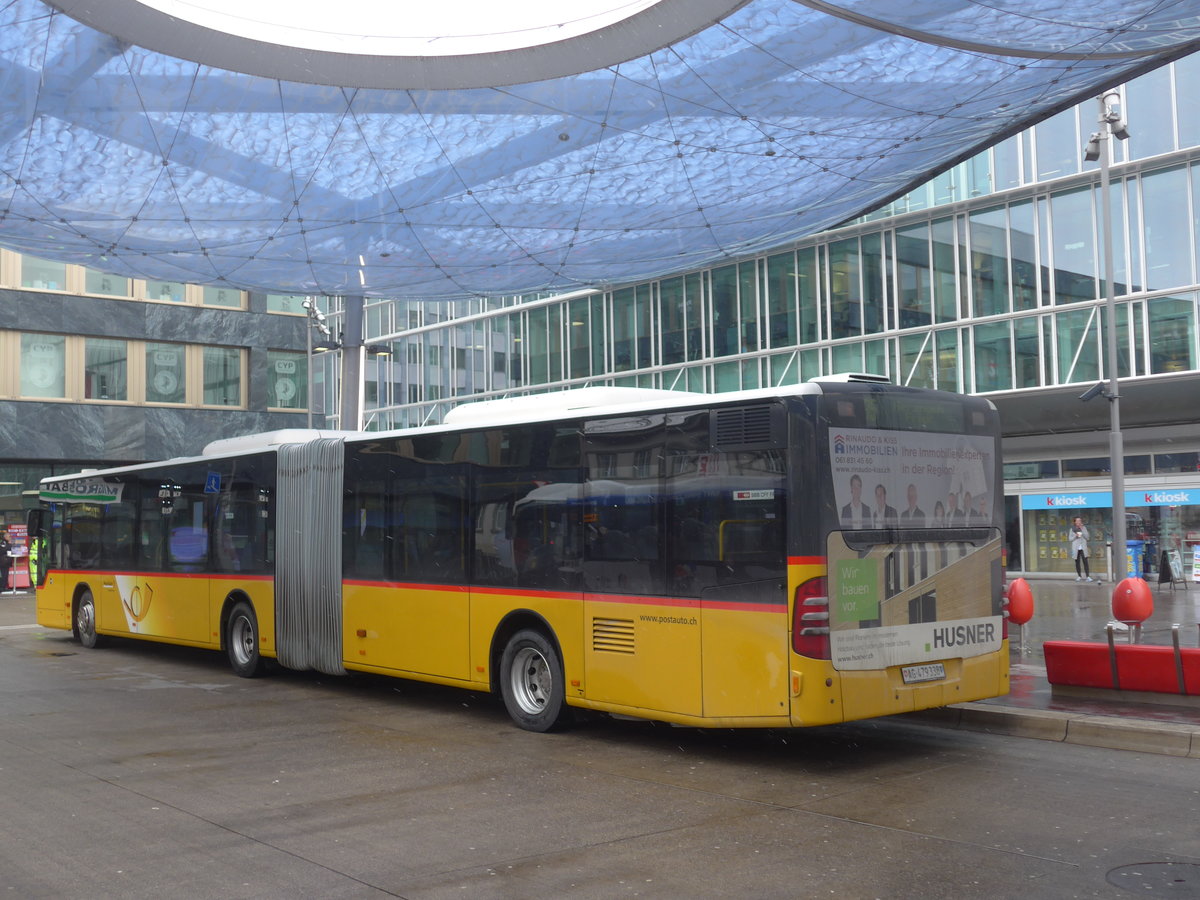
[1016,487,1200,580]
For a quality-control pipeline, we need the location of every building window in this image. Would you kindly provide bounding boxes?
[267,350,306,409]
[1003,460,1059,480]
[1062,457,1109,477]
[267,294,308,313]
[84,338,128,400]
[147,280,185,302]
[19,333,66,397]
[1155,452,1200,474]
[202,347,243,406]
[21,256,66,291]
[202,286,243,308]
[146,342,186,404]
[84,269,130,297]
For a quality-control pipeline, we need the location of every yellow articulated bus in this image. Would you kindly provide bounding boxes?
[29,376,1008,731]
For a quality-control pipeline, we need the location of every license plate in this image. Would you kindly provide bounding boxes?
[901,663,946,684]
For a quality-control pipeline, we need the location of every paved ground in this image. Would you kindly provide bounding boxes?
[3,578,1199,757]
[929,577,1200,757]
[4,586,1200,899]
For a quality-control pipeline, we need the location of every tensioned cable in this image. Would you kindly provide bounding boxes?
[790,0,1193,60]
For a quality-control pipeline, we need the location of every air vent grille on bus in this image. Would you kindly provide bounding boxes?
[712,405,778,448]
[592,617,635,654]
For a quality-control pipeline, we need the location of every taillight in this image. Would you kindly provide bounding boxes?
[792,576,830,659]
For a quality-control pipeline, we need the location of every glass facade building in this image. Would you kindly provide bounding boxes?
[329,58,1200,581]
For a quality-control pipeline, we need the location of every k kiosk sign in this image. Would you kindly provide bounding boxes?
[1020,489,1200,510]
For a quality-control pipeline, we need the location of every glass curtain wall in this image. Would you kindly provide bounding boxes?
[354,59,1200,429]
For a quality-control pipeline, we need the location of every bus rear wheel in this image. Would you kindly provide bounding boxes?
[73,589,100,648]
[499,629,569,732]
[226,601,264,678]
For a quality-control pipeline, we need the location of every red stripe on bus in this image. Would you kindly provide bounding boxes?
[788,556,825,566]
[342,579,469,593]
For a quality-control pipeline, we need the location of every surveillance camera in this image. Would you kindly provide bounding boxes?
[1083,134,1101,162]
[314,310,326,323]
[1111,121,1130,141]
[301,298,312,310]
[1078,381,1107,402]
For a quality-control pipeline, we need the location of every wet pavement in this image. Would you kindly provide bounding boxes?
[3,580,1200,755]
[930,576,1200,756]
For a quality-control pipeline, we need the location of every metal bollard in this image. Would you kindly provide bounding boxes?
[1173,624,1186,694]
[1106,623,1120,690]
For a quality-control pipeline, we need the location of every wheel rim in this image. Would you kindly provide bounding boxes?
[230,614,255,666]
[508,646,552,716]
[77,598,94,640]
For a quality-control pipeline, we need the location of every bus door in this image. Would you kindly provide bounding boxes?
[582,413,703,718]
[142,480,210,642]
[28,506,68,630]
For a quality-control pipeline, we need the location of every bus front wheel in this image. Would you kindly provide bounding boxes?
[499,629,569,732]
[226,601,264,678]
[73,589,100,649]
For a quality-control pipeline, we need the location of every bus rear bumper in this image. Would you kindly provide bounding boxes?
[790,644,1010,726]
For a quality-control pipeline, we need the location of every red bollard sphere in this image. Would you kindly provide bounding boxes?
[1111,577,1153,625]
[1006,578,1033,626]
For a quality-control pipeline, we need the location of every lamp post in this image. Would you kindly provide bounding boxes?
[1082,88,1130,580]
[301,297,339,428]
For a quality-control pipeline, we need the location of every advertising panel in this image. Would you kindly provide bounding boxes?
[827,428,1001,670]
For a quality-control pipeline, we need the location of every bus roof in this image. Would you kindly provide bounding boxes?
[40,376,988,489]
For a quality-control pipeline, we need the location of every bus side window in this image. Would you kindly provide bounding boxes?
[64,504,103,569]
[167,492,208,572]
[101,499,136,569]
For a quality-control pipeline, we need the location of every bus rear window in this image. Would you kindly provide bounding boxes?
[827,394,990,434]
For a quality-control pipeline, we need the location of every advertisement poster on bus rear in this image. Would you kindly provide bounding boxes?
[826,428,1001,670]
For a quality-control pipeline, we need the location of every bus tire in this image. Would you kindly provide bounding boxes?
[73,589,100,649]
[499,628,569,732]
[226,600,264,678]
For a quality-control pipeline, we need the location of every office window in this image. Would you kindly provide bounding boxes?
[267,351,306,409]
[202,347,242,406]
[20,333,66,397]
[1003,460,1059,480]
[1062,457,1108,477]
[84,338,128,400]
[84,269,129,297]
[899,333,934,388]
[146,342,186,404]
[1014,315,1042,387]
[659,278,685,366]
[202,286,243,308]
[1141,167,1192,292]
[765,253,797,349]
[1147,296,1196,374]
[147,280,185,302]
[21,256,66,290]
[896,223,932,328]
[1055,308,1100,384]
[969,205,1009,318]
[1155,452,1200,474]
[931,218,958,322]
[1034,107,1078,181]
[935,329,959,392]
[828,239,860,340]
[973,321,1012,392]
[267,294,308,313]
